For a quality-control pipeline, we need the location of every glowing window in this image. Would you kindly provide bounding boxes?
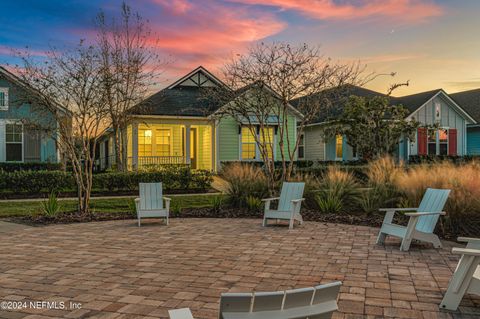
[241,127,257,160]
[138,129,153,156]
[259,127,274,160]
[335,135,343,159]
[155,129,171,156]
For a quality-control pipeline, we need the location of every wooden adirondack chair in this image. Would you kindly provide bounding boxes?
[376,188,450,251]
[440,237,480,311]
[262,182,305,229]
[168,282,342,319]
[135,183,171,227]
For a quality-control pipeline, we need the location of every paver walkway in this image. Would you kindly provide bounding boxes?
[0,219,478,319]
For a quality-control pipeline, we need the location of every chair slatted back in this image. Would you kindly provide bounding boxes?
[283,287,314,309]
[278,182,305,213]
[139,183,163,210]
[219,293,252,319]
[312,282,342,305]
[416,188,450,233]
[252,291,284,312]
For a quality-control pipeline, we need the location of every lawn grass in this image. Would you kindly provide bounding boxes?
[0,194,222,218]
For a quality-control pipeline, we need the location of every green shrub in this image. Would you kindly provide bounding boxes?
[316,166,360,213]
[245,195,263,212]
[316,191,343,214]
[222,163,269,208]
[42,192,60,217]
[0,162,63,172]
[1,170,73,193]
[212,195,224,214]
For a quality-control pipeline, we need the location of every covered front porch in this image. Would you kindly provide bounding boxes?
[126,118,215,171]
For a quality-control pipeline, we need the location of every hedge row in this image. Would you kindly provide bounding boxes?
[0,162,63,172]
[0,167,213,194]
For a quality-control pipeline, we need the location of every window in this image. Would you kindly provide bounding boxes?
[298,133,305,159]
[138,129,153,156]
[439,129,448,155]
[6,123,22,161]
[335,135,343,159]
[259,127,274,160]
[0,88,8,110]
[241,126,256,160]
[155,129,171,156]
[427,129,449,155]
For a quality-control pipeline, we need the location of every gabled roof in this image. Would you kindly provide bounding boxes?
[450,88,480,123]
[291,84,388,124]
[294,85,477,125]
[131,66,228,117]
[390,89,440,114]
[0,66,71,116]
[132,67,304,119]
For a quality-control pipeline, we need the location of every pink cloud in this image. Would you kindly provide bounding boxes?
[230,0,443,23]
[147,0,286,76]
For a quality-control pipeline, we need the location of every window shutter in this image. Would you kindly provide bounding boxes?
[417,127,427,155]
[448,129,457,156]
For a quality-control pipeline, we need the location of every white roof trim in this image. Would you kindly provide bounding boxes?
[166,66,227,90]
[406,90,477,124]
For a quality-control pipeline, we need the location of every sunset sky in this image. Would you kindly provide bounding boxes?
[1,0,479,96]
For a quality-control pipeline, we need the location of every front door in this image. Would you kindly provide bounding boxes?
[190,128,197,169]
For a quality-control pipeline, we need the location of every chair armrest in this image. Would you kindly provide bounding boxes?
[405,211,446,217]
[168,308,194,319]
[163,197,172,202]
[261,197,279,202]
[291,198,305,203]
[452,247,480,257]
[379,207,418,212]
[134,198,140,202]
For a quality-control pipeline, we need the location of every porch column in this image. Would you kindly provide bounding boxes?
[185,125,191,165]
[211,124,216,171]
[132,122,138,170]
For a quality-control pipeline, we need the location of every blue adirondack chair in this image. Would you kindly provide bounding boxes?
[262,182,305,229]
[135,183,171,226]
[376,188,450,251]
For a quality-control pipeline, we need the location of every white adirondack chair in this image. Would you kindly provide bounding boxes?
[168,282,342,319]
[262,182,305,229]
[135,182,171,227]
[440,237,480,311]
[376,188,450,251]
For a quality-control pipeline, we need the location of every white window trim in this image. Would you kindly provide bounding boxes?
[239,125,276,162]
[0,87,9,111]
[155,127,173,157]
[5,120,24,162]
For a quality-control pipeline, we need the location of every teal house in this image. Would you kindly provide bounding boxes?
[0,67,67,163]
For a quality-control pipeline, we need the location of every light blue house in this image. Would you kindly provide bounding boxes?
[295,85,477,162]
[0,66,67,163]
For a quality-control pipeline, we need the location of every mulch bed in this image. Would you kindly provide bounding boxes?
[7,207,478,241]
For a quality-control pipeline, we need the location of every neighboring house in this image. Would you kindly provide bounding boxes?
[0,66,69,163]
[294,85,477,162]
[98,66,303,171]
[450,89,480,155]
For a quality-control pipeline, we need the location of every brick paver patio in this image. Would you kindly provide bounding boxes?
[0,218,479,319]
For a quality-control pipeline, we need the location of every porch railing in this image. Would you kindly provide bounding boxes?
[128,156,187,170]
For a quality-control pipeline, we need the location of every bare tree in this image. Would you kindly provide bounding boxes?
[14,42,108,214]
[95,2,165,171]
[211,42,367,185]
